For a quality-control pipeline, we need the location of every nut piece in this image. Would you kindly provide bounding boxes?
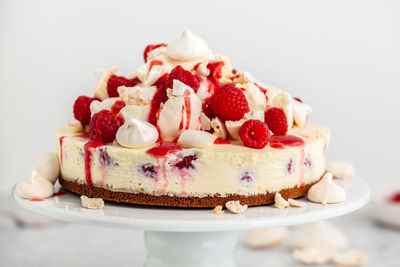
[288,198,307,208]
[225,200,248,214]
[293,246,334,265]
[245,227,288,248]
[211,205,224,215]
[332,249,367,266]
[67,119,83,133]
[326,161,355,179]
[274,193,289,209]
[80,195,104,210]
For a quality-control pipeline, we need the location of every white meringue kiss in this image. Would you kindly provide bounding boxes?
[178,130,216,148]
[116,118,159,148]
[307,172,347,204]
[166,30,209,61]
[16,170,54,199]
[33,152,60,184]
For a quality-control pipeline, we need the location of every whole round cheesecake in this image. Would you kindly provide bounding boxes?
[57,30,330,207]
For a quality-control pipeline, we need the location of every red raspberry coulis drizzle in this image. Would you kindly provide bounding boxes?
[179,95,192,130]
[30,198,43,202]
[59,136,66,164]
[389,192,400,203]
[84,140,105,186]
[149,59,163,71]
[214,139,230,144]
[53,191,66,197]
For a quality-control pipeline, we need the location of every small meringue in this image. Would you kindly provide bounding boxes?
[116,118,159,148]
[326,161,355,179]
[90,97,119,116]
[293,246,334,265]
[16,170,54,199]
[291,221,349,250]
[288,198,307,208]
[245,227,288,248]
[199,113,211,131]
[307,172,347,204]
[166,30,209,61]
[178,130,216,148]
[292,99,312,127]
[210,117,228,139]
[33,152,60,184]
[67,119,83,133]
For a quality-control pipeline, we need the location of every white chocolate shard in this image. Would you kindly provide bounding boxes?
[308,172,347,204]
[16,170,54,199]
[274,193,289,209]
[33,152,60,184]
[178,130,216,148]
[291,221,349,250]
[326,161,355,179]
[211,205,224,215]
[225,200,248,214]
[332,249,367,266]
[293,246,334,265]
[245,227,288,248]
[288,198,307,208]
[80,195,104,210]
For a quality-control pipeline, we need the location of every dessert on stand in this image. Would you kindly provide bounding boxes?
[13,30,370,267]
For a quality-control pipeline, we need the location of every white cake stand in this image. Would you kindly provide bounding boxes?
[13,177,370,267]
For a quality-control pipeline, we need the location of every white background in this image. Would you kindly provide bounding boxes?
[1,0,399,192]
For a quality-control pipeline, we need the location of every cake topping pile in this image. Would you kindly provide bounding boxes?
[69,30,312,150]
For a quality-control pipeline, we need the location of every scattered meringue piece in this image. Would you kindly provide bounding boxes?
[225,119,245,141]
[210,117,228,139]
[291,221,349,250]
[245,227,288,248]
[293,246,334,265]
[166,30,209,61]
[225,200,248,214]
[171,79,195,95]
[118,86,156,106]
[200,113,211,131]
[90,97,119,116]
[33,152,60,184]
[194,62,210,76]
[292,99,312,127]
[116,118,159,148]
[288,198,307,208]
[326,161,355,179]
[274,193,289,209]
[67,119,83,133]
[211,205,224,215]
[80,195,104,210]
[93,66,119,100]
[308,172,347,204]
[178,130,216,148]
[16,170,54,199]
[332,249,367,266]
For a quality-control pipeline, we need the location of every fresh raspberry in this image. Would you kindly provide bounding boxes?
[264,108,288,135]
[210,84,249,121]
[239,119,270,149]
[89,110,121,143]
[107,75,141,98]
[202,97,215,118]
[207,61,224,81]
[143,43,167,62]
[294,97,303,103]
[73,95,99,126]
[166,65,201,92]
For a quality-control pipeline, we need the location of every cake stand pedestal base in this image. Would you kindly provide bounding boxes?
[144,231,237,267]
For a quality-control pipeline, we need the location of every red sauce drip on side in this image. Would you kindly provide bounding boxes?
[146,142,182,158]
[53,191,66,197]
[214,139,230,144]
[270,135,305,149]
[147,74,168,126]
[59,136,66,164]
[30,198,43,202]
[84,140,104,186]
[389,192,400,203]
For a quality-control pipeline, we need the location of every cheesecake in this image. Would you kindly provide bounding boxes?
[57,30,330,207]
